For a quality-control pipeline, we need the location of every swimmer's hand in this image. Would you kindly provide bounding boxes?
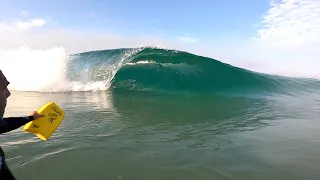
[30,111,45,120]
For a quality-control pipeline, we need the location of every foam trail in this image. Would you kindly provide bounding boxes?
[0,46,108,92]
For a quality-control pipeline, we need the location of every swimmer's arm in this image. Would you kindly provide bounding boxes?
[0,116,34,134]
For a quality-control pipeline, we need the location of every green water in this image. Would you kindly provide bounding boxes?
[1,90,320,180]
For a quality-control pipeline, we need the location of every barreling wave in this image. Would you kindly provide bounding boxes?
[68,47,320,95]
[1,46,320,95]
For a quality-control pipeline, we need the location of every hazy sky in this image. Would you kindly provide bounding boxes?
[0,0,320,78]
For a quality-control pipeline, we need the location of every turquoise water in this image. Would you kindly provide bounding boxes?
[1,47,320,179]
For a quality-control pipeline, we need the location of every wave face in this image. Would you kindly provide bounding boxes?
[1,46,320,95]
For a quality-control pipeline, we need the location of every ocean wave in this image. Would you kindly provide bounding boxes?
[1,46,320,95]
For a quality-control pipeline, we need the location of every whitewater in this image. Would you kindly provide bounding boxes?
[0,46,108,92]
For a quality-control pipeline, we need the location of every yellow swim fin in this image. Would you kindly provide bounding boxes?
[23,102,65,141]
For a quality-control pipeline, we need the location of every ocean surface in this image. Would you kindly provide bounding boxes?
[1,47,320,180]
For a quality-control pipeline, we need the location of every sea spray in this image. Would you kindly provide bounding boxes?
[0,46,70,91]
[0,46,143,92]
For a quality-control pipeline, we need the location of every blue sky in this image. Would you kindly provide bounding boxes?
[0,0,269,39]
[0,0,320,78]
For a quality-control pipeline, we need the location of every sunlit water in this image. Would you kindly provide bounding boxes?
[0,91,320,180]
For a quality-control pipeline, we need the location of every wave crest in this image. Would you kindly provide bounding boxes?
[1,46,320,95]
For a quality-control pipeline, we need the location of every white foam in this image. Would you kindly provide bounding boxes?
[126,60,156,65]
[0,46,109,92]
